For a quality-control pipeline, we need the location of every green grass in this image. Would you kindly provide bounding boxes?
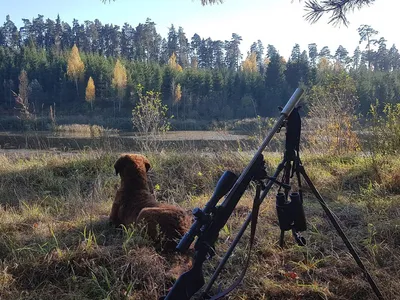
[0,150,399,299]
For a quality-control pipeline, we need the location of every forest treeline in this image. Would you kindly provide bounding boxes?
[1,14,400,121]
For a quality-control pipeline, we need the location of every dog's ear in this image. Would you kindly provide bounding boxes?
[115,164,119,176]
[143,157,151,172]
[114,156,126,176]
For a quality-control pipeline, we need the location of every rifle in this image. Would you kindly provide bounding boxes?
[161,87,385,300]
[161,88,304,300]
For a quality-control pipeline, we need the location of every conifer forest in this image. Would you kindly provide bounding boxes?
[0,14,399,127]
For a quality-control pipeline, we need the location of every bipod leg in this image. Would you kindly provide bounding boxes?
[298,164,385,300]
[278,155,294,248]
[202,157,288,298]
[279,230,285,248]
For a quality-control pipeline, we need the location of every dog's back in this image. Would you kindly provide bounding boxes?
[137,204,192,250]
[110,154,157,226]
[110,154,192,251]
[111,188,158,225]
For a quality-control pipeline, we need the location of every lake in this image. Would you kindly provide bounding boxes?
[0,130,273,152]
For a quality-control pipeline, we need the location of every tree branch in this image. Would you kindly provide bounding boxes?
[102,0,375,26]
[303,0,376,27]
[199,0,224,4]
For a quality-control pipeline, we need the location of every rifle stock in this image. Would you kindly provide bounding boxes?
[162,88,304,300]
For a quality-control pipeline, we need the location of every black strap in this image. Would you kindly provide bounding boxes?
[209,183,262,300]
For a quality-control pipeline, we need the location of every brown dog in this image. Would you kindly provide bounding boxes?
[110,154,192,251]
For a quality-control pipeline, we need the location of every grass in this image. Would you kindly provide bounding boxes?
[53,124,119,137]
[0,150,399,299]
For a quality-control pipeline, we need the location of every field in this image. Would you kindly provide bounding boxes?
[0,148,399,300]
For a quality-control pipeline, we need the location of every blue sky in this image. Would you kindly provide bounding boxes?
[1,0,398,59]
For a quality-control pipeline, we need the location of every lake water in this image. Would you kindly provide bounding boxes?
[0,130,268,152]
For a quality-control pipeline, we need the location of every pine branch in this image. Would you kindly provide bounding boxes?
[102,0,373,25]
[304,0,376,26]
[200,0,224,4]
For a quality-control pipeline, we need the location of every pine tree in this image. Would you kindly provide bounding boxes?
[167,24,178,57]
[28,79,44,113]
[85,76,95,110]
[358,25,378,69]
[352,46,362,69]
[177,27,190,67]
[319,46,331,59]
[67,44,85,98]
[335,45,349,67]
[264,48,287,112]
[375,37,389,71]
[388,44,400,70]
[308,43,318,67]
[225,33,242,70]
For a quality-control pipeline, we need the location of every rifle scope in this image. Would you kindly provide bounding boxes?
[176,170,238,253]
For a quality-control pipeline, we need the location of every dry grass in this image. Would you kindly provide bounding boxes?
[54,124,119,137]
[0,150,399,299]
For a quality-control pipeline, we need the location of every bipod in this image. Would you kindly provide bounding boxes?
[275,107,385,300]
[202,106,385,300]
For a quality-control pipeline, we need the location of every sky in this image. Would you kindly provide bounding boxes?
[0,0,398,59]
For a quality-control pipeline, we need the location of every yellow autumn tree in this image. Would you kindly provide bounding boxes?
[318,57,332,72]
[112,59,128,112]
[13,70,32,120]
[67,44,85,98]
[317,57,333,78]
[242,52,257,73]
[168,52,183,72]
[174,83,182,103]
[85,76,95,110]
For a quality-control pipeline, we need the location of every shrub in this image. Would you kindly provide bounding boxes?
[305,71,360,154]
[368,100,400,155]
[132,84,171,151]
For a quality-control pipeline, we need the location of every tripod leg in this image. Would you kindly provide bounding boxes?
[279,230,285,248]
[298,165,385,300]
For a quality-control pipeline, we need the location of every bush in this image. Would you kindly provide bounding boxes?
[305,71,360,154]
[132,85,171,151]
[368,101,400,155]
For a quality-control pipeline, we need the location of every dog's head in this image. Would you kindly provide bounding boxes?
[114,154,151,181]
